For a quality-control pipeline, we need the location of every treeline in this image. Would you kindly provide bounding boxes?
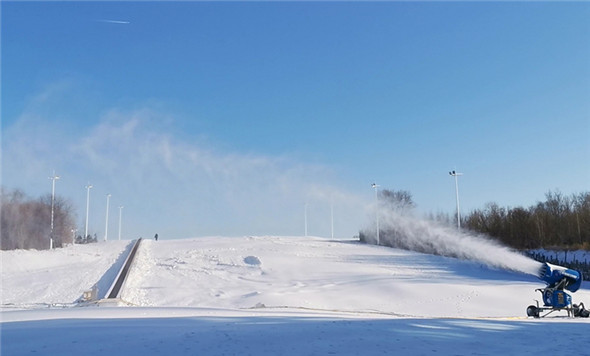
[463,191,590,250]
[359,189,590,252]
[1,188,77,250]
[358,188,590,279]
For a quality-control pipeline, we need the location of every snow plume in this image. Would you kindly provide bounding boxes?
[369,209,541,276]
[2,84,365,239]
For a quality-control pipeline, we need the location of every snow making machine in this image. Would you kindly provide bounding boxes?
[527,262,589,318]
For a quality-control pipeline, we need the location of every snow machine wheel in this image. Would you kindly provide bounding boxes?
[573,304,581,317]
[526,305,539,318]
[574,303,590,318]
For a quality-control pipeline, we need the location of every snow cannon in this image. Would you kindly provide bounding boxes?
[526,262,588,318]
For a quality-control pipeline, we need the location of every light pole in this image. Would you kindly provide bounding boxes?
[371,182,380,245]
[449,170,463,229]
[104,194,111,241]
[48,171,60,249]
[118,206,124,240]
[330,200,334,239]
[304,203,308,237]
[85,183,93,240]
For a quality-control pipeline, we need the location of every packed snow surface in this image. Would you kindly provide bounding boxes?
[1,240,132,307]
[122,236,548,317]
[2,236,590,355]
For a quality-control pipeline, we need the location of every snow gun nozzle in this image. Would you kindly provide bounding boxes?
[538,262,582,293]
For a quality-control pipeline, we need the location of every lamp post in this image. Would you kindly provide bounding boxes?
[104,194,111,241]
[118,206,124,240]
[48,171,60,249]
[449,170,463,229]
[371,182,380,245]
[304,203,308,237]
[85,184,93,240]
[330,200,334,239]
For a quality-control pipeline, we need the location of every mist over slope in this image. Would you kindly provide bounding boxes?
[365,210,541,276]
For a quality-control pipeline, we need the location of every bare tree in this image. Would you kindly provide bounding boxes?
[1,188,77,250]
[379,189,415,213]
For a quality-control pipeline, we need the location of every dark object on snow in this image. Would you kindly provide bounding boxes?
[573,303,590,318]
[154,233,158,241]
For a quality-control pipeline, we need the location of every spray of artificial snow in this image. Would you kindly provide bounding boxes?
[369,209,541,276]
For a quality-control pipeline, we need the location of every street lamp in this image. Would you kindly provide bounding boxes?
[104,194,111,241]
[48,171,60,249]
[330,200,334,239]
[118,206,124,240]
[304,203,308,237]
[85,183,93,240]
[449,170,463,229]
[371,182,380,245]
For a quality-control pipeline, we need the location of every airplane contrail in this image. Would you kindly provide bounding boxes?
[97,19,131,24]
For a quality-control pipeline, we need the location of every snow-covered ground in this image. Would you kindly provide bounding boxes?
[1,240,132,307]
[123,236,547,318]
[2,236,590,355]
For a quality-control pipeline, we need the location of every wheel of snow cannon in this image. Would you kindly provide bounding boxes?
[573,304,581,317]
[574,303,590,318]
[527,305,539,318]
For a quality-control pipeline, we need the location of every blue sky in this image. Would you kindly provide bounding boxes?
[2,1,589,240]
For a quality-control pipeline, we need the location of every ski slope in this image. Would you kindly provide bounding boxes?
[2,236,590,355]
[123,236,546,318]
[1,240,132,307]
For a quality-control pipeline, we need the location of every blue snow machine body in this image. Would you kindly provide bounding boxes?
[527,262,588,318]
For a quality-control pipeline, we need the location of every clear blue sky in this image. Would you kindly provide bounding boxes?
[2,1,589,239]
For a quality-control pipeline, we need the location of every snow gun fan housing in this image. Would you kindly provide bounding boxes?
[526,262,588,318]
[538,263,582,293]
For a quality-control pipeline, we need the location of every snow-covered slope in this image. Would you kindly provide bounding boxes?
[2,236,590,356]
[122,236,560,318]
[1,240,131,307]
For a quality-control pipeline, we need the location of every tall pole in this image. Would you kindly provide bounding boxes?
[104,194,111,241]
[118,206,124,240]
[85,183,93,240]
[330,200,334,239]
[304,203,308,237]
[372,183,380,245]
[48,171,60,249]
[449,170,463,229]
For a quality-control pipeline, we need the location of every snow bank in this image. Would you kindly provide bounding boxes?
[1,241,131,308]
